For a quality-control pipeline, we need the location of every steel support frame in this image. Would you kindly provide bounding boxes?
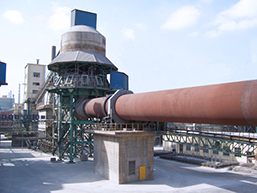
[52,90,96,162]
[162,132,257,156]
[48,62,118,162]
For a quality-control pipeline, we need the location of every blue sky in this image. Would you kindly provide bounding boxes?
[1,0,257,102]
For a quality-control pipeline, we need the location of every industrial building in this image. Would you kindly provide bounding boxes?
[0,8,257,186]
[0,95,13,111]
[23,61,46,103]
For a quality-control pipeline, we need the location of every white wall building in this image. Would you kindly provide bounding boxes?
[23,62,45,102]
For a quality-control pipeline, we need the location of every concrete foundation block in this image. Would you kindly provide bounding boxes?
[94,131,155,184]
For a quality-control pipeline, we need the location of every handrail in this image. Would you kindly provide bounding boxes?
[85,123,157,132]
[33,71,54,104]
[164,126,257,142]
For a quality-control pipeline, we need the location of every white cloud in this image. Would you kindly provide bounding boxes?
[3,10,24,25]
[188,31,199,37]
[48,7,70,31]
[122,28,135,41]
[206,0,257,37]
[161,6,200,30]
[218,0,257,19]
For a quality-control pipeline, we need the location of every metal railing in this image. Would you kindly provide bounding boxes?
[33,71,54,104]
[85,123,157,132]
[164,125,257,142]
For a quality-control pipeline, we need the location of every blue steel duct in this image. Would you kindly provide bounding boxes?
[0,61,7,86]
[71,9,97,29]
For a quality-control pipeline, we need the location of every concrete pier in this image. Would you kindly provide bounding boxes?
[93,131,155,184]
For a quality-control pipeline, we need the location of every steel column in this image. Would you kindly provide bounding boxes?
[69,90,74,163]
[58,94,63,160]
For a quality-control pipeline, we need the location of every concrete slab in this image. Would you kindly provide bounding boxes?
[1,142,257,192]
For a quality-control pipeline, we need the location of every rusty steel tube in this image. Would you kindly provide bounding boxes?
[79,80,257,126]
[114,80,257,126]
[84,97,106,118]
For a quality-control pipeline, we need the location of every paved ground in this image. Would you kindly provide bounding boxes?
[1,138,257,193]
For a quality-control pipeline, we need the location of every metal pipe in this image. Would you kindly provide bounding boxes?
[78,80,257,126]
[51,46,56,61]
[84,97,106,118]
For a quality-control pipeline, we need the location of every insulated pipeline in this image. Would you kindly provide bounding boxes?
[78,79,257,126]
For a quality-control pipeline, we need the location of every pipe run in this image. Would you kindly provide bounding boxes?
[76,79,257,126]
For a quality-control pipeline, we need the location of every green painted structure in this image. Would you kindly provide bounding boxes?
[47,61,118,162]
[160,124,257,157]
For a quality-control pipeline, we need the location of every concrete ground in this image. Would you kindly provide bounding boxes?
[1,137,257,193]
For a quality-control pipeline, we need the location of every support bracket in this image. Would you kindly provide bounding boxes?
[108,90,133,123]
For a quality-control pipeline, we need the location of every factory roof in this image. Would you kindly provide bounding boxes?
[48,51,118,71]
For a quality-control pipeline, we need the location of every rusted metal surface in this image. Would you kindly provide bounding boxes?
[114,80,257,126]
[241,80,257,126]
[84,97,106,118]
[79,80,257,126]
[61,25,106,55]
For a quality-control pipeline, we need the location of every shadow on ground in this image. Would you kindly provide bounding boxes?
[130,157,257,193]
[0,147,104,193]
[1,147,257,193]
